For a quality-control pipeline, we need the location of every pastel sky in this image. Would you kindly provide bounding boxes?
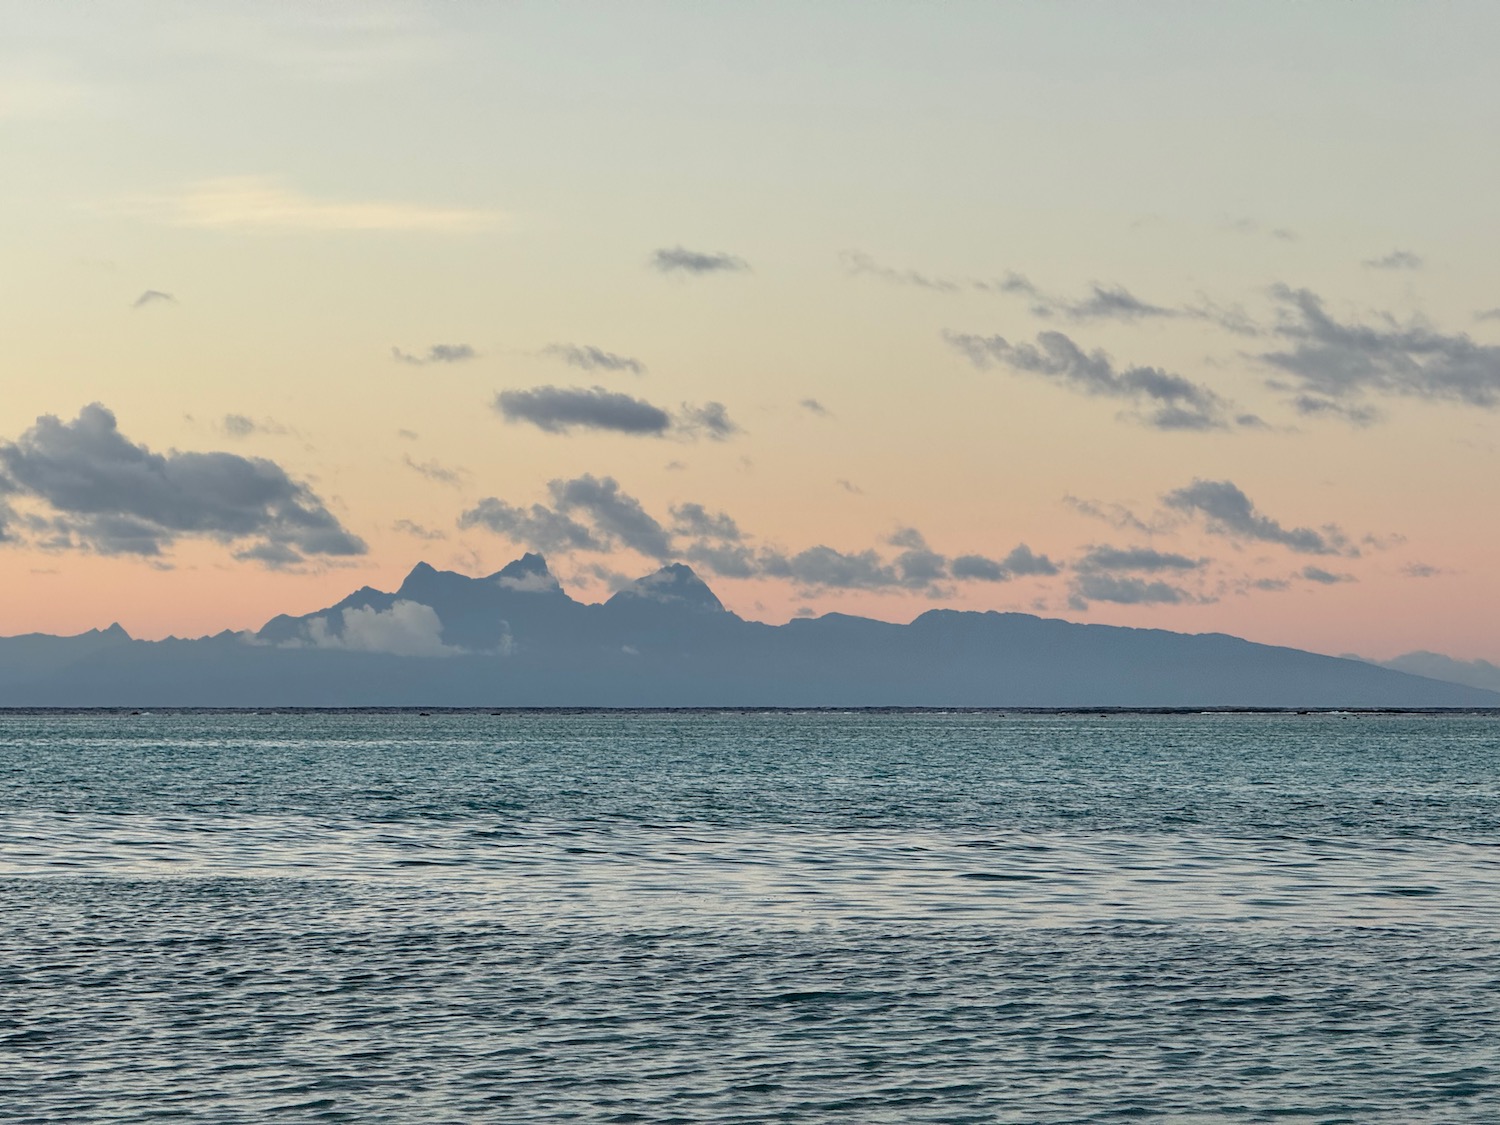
[3,3,1498,660]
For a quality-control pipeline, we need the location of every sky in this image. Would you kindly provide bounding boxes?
[2,2,1499,660]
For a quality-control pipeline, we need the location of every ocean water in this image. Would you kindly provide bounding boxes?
[2,710,1499,1123]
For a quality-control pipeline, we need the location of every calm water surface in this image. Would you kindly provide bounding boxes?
[2,710,1498,1122]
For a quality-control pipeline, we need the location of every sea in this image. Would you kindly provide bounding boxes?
[2,709,1498,1123]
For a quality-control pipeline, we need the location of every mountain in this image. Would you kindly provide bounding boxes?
[0,557,1496,708]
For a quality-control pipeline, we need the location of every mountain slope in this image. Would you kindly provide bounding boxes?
[0,558,1495,708]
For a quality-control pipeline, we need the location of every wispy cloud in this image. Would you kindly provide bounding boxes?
[541,343,645,375]
[129,177,503,233]
[401,454,465,488]
[393,344,476,366]
[946,329,1250,431]
[1261,285,1500,416]
[131,290,175,309]
[1363,250,1423,271]
[651,246,749,275]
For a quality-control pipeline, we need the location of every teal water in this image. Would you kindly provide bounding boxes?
[2,710,1499,1122]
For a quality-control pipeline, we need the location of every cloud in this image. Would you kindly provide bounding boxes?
[800,398,831,416]
[671,502,742,542]
[946,329,1238,431]
[463,475,1057,594]
[542,344,645,375]
[676,401,741,441]
[1071,573,1193,606]
[1363,250,1423,271]
[840,249,963,293]
[1218,217,1297,242]
[1163,479,1351,556]
[495,386,673,436]
[393,518,445,540]
[1076,545,1203,572]
[836,479,863,495]
[392,344,476,366]
[651,246,749,274]
[221,414,288,438]
[494,386,740,442]
[844,250,1178,323]
[1063,495,1169,535]
[1301,565,1354,585]
[548,475,674,559]
[305,600,457,656]
[1261,285,1500,414]
[132,290,175,309]
[131,177,502,233]
[459,498,600,555]
[1474,309,1500,323]
[0,403,365,565]
[401,454,465,487]
[951,544,1060,582]
[1402,562,1443,578]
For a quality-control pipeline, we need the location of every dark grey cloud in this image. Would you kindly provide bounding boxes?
[548,474,674,560]
[401,454,465,487]
[495,386,673,436]
[458,498,601,555]
[1163,479,1351,556]
[651,246,749,275]
[1301,565,1354,585]
[1077,545,1202,572]
[950,544,1060,582]
[759,545,900,591]
[0,403,365,565]
[800,398,830,416]
[946,329,1238,431]
[1261,285,1500,414]
[1474,308,1500,323]
[542,344,645,375]
[1071,573,1191,606]
[463,476,1056,595]
[1402,562,1442,578]
[1252,577,1291,591]
[1363,250,1423,271]
[671,502,742,542]
[837,478,863,495]
[393,344,477,366]
[132,290,175,308]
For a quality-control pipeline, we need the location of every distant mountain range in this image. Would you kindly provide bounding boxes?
[1,555,1496,707]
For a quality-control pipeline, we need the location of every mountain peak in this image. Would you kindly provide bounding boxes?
[491,553,562,593]
[608,563,726,613]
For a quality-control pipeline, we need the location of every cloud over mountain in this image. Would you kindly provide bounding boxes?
[461,475,1057,595]
[0,403,365,565]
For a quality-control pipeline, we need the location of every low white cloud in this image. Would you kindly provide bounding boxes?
[305,600,457,656]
